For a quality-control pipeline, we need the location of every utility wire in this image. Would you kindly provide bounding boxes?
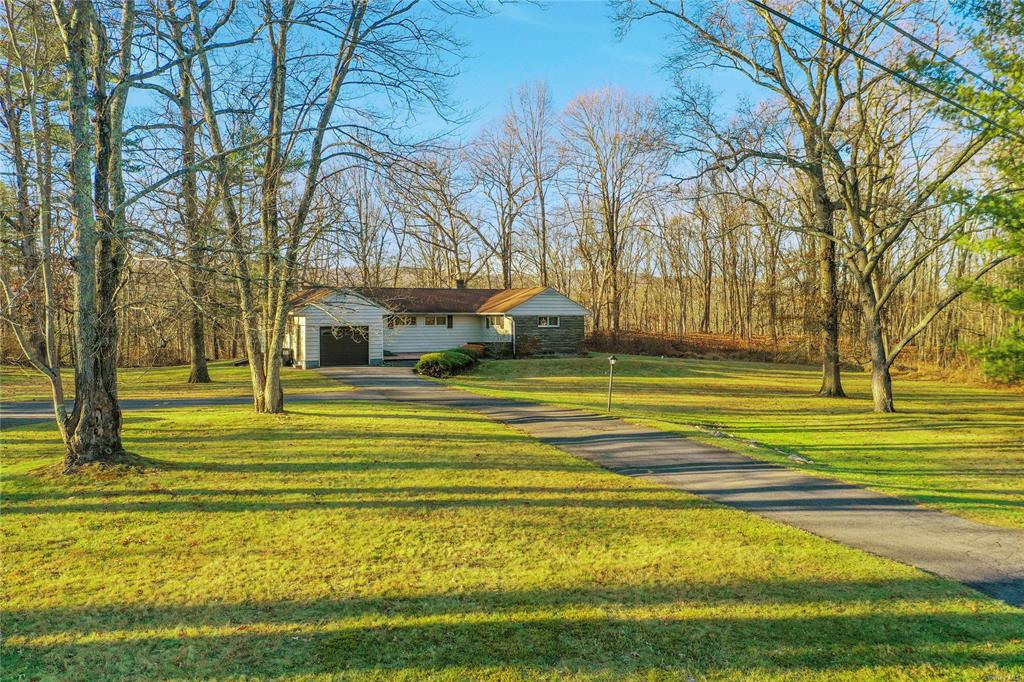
[743,0,1024,143]
[849,0,1024,111]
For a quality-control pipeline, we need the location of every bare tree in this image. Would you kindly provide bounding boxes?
[627,0,1004,410]
[2,0,258,465]
[1,0,66,434]
[399,151,486,286]
[561,87,668,332]
[467,115,533,288]
[510,81,560,286]
[622,0,874,396]
[167,4,211,383]
[313,162,404,288]
[46,0,137,467]
[823,76,1003,411]
[191,0,464,412]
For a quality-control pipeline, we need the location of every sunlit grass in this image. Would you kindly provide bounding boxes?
[2,401,1021,680]
[446,354,1024,529]
[0,361,349,402]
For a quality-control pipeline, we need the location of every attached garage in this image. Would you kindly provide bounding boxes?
[319,326,369,366]
[286,289,387,368]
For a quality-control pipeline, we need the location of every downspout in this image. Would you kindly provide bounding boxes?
[511,316,516,358]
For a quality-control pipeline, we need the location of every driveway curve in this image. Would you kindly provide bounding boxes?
[322,366,1024,608]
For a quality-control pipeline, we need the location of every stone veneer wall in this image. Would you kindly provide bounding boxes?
[512,315,585,356]
[480,341,514,358]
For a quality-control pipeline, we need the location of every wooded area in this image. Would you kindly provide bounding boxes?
[1,0,1021,467]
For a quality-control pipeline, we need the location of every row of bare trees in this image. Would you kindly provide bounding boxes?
[1,0,472,468]
[1,0,1018,470]
[306,65,1009,412]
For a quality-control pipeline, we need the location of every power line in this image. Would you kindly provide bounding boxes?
[743,0,1024,143]
[849,0,1024,111]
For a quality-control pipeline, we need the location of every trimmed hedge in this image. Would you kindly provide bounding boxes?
[415,350,477,378]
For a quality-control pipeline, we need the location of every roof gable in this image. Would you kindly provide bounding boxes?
[476,287,547,313]
[488,287,592,315]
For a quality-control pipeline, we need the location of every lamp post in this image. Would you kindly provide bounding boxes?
[607,355,617,412]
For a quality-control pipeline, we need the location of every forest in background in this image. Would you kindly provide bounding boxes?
[4,78,1012,372]
[1,0,1020,465]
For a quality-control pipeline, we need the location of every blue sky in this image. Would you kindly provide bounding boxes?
[427,0,755,137]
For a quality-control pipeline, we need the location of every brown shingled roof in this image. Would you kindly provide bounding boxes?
[289,286,548,313]
[288,286,335,308]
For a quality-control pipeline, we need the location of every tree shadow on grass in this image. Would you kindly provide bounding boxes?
[123,427,531,448]
[4,484,660,503]
[285,410,491,423]
[732,420,1024,434]
[4,578,1021,680]
[1,489,710,516]
[6,456,591,487]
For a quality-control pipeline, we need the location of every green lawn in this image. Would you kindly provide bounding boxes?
[446,355,1024,529]
[2,402,1022,680]
[0,361,349,402]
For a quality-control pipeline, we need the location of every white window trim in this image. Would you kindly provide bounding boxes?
[424,315,448,326]
[538,316,560,328]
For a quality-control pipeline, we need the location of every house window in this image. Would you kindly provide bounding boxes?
[387,315,416,328]
[538,316,560,328]
[486,315,504,330]
[424,315,448,326]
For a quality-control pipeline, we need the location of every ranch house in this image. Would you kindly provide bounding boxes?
[285,282,590,367]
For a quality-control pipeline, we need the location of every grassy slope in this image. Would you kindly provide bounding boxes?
[446,355,1024,529]
[0,361,349,402]
[2,402,1021,680]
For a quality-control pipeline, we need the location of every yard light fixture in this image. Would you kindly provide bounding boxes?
[607,355,617,411]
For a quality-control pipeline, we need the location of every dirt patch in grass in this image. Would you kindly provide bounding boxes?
[30,450,161,480]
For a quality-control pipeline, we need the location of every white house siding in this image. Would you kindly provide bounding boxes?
[503,288,590,316]
[383,314,488,353]
[284,316,305,365]
[481,315,513,343]
[293,292,387,367]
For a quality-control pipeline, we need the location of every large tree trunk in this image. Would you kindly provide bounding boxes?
[65,378,123,467]
[818,234,845,397]
[187,310,210,383]
[263,353,285,413]
[66,266,124,470]
[808,167,846,398]
[173,16,211,384]
[864,301,896,413]
[59,0,130,470]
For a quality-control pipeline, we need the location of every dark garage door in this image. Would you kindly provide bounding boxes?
[319,326,369,366]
